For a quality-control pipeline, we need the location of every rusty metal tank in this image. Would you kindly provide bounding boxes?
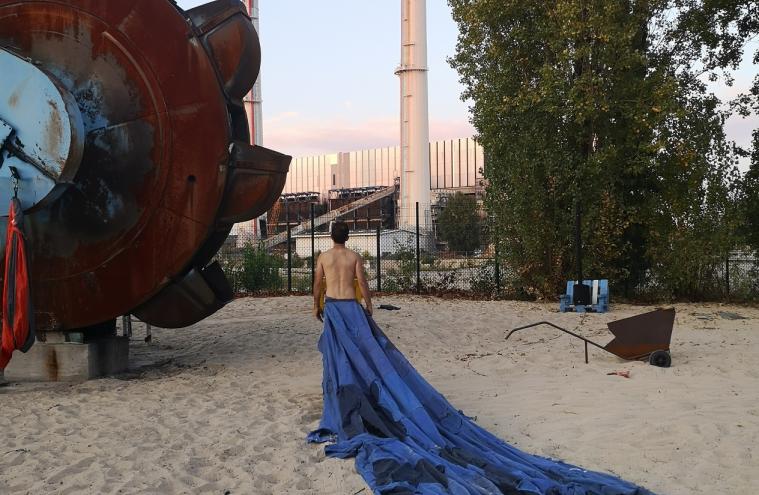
[0,0,290,332]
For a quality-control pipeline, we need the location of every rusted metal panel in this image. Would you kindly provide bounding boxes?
[220,144,291,224]
[133,262,233,329]
[0,0,290,332]
[605,308,675,360]
[506,308,676,365]
[187,0,261,102]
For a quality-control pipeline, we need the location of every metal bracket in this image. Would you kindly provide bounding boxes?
[9,165,20,197]
[0,118,12,148]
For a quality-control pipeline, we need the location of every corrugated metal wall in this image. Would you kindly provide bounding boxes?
[282,137,484,198]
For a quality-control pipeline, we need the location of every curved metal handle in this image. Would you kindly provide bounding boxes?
[506,321,606,364]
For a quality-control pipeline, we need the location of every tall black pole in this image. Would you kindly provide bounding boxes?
[376,226,382,292]
[574,198,583,282]
[285,203,293,293]
[285,201,290,236]
[494,240,501,295]
[416,202,421,294]
[287,223,292,293]
[725,254,730,298]
[310,203,315,286]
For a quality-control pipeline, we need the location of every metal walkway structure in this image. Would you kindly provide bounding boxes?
[261,185,396,249]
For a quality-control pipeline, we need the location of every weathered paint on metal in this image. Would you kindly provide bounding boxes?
[0,48,84,214]
[605,308,676,360]
[0,0,290,332]
[220,144,291,224]
[0,119,13,147]
[187,0,261,102]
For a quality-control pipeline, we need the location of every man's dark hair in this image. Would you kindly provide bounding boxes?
[331,221,349,244]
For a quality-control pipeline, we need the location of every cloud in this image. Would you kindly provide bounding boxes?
[266,111,300,123]
[725,113,758,172]
[429,120,477,142]
[262,113,476,158]
[262,114,398,157]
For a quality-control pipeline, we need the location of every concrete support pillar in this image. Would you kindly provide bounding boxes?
[4,335,129,382]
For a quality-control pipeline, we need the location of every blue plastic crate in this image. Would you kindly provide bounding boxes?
[560,279,609,313]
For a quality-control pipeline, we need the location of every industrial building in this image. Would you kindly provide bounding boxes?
[282,137,485,200]
[256,137,485,238]
[230,0,486,249]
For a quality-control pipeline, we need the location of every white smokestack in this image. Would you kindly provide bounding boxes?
[241,0,265,243]
[245,0,263,146]
[396,0,431,227]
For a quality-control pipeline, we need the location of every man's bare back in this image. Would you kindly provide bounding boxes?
[313,233,373,321]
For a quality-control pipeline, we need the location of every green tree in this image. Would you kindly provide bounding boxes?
[741,130,759,250]
[437,192,482,254]
[241,246,283,292]
[449,0,755,299]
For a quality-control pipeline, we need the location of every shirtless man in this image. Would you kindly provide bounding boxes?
[313,221,373,321]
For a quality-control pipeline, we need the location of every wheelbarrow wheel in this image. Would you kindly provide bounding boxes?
[649,350,671,368]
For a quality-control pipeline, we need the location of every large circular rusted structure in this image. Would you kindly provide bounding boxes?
[0,0,290,333]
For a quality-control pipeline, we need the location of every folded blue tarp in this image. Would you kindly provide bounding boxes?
[308,299,655,495]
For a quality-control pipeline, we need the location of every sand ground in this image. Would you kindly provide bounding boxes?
[1,296,758,494]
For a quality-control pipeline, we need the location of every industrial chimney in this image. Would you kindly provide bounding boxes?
[244,0,263,146]
[241,0,265,242]
[396,0,431,227]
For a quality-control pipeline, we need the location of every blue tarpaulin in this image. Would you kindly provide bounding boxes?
[308,299,655,495]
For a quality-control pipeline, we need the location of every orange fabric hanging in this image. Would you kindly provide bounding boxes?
[0,197,34,370]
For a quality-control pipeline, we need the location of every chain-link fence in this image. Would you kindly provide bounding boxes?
[725,251,759,301]
[214,203,503,297]
[214,204,759,302]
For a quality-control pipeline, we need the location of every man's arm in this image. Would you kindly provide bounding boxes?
[355,254,373,315]
[313,255,325,321]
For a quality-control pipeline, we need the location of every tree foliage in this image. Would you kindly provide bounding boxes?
[437,192,482,254]
[242,246,283,292]
[742,130,759,251]
[449,0,757,300]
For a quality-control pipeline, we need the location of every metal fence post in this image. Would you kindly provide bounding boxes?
[311,203,315,286]
[416,202,421,294]
[726,254,730,298]
[494,240,501,295]
[376,226,382,292]
[287,223,292,293]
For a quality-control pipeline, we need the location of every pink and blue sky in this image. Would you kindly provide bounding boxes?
[177,1,756,170]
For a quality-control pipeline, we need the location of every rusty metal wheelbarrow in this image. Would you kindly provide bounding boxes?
[506,308,676,367]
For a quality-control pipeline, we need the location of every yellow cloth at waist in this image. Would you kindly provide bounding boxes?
[319,279,363,311]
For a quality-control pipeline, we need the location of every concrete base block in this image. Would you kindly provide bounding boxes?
[5,336,129,382]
